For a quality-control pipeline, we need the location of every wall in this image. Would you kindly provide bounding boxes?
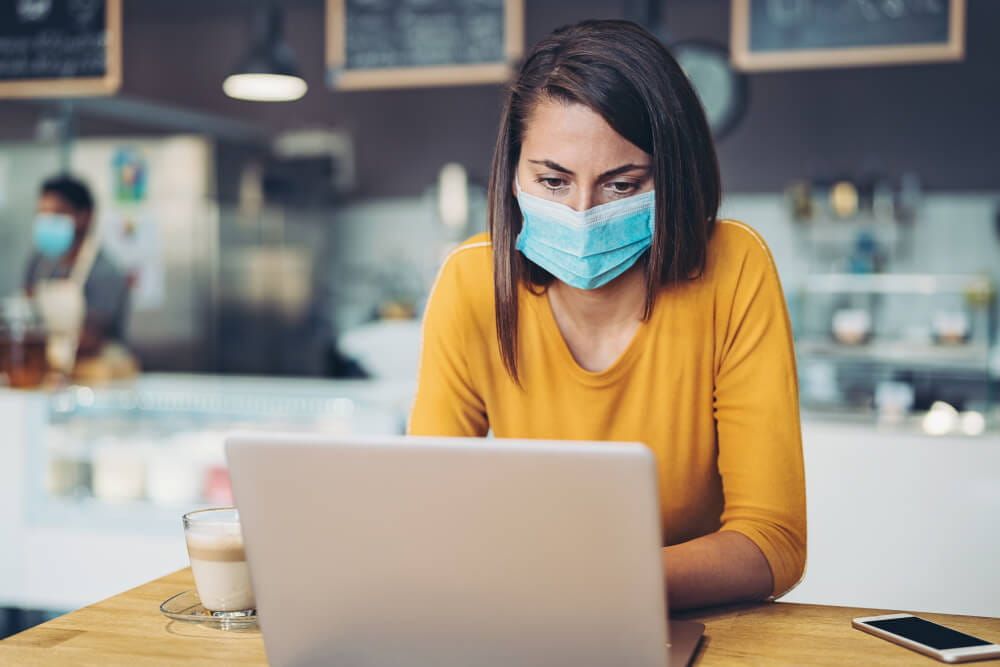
[671,0,1000,193]
[0,145,61,293]
[112,0,1000,195]
[112,0,631,199]
[3,0,999,197]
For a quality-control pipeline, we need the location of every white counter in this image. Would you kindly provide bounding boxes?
[783,419,1000,617]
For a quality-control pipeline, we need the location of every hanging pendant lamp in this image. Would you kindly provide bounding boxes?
[223,2,308,102]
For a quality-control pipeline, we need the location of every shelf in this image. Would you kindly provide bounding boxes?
[796,339,991,373]
[797,219,902,245]
[802,273,994,296]
[801,407,1000,438]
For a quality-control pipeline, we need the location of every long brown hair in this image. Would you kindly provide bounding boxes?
[487,19,721,382]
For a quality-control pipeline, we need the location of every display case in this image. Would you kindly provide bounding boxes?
[794,272,998,434]
[0,374,413,611]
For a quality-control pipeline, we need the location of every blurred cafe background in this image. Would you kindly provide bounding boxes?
[1,0,999,639]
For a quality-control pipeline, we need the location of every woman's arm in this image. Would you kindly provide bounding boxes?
[708,222,808,602]
[663,531,773,611]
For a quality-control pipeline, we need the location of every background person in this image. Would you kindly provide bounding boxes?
[24,175,131,361]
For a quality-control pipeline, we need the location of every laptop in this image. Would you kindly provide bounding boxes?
[226,434,704,667]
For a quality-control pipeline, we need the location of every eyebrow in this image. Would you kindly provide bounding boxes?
[527,159,651,180]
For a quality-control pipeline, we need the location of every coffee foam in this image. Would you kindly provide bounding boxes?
[186,531,246,563]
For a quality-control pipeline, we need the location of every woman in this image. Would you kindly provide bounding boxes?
[409,20,805,611]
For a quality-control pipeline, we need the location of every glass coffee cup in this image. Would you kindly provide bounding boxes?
[183,507,256,617]
[0,295,49,388]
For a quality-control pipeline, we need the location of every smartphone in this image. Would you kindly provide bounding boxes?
[853,613,1000,663]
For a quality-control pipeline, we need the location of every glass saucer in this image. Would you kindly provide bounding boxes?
[160,590,258,630]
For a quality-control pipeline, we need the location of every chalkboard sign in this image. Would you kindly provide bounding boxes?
[0,0,121,98]
[326,0,524,90]
[731,0,965,71]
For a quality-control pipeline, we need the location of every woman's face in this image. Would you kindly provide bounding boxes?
[516,98,653,212]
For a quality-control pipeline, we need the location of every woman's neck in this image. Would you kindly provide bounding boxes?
[547,264,647,334]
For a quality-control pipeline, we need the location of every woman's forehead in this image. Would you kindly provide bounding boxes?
[521,99,650,172]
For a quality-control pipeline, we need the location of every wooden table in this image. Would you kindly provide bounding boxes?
[3,569,999,666]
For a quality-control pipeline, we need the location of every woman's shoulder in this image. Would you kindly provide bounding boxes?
[426,233,495,318]
[436,232,493,288]
[710,219,772,257]
[705,219,779,278]
[446,232,493,266]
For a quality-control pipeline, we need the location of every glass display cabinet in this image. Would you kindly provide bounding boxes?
[0,374,412,611]
[794,272,998,434]
[34,375,407,526]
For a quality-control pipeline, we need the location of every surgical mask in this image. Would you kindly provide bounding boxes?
[33,213,76,258]
[514,180,655,290]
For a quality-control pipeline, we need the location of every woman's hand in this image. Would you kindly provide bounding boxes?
[663,531,774,611]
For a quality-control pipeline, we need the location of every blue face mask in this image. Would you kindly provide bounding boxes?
[33,213,76,258]
[514,181,655,290]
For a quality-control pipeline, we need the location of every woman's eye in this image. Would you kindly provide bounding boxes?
[607,181,639,195]
[538,177,567,190]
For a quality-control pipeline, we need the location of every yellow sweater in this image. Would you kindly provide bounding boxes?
[408,220,806,597]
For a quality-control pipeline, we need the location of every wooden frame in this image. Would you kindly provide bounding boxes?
[0,0,122,98]
[326,0,524,90]
[731,0,965,72]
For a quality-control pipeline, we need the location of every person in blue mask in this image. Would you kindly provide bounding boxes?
[24,175,131,358]
[410,20,806,611]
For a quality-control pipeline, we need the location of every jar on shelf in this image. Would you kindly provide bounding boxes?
[45,423,93,498]
[0,295,49,389]
[92,437,149,503]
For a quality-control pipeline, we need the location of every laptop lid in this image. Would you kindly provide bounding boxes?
[227,434,671,667]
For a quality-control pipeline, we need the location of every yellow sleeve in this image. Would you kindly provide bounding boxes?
[713,223,807,598]
[407,245,489,437]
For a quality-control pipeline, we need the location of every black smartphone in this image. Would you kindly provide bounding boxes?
[853,614,1000,663]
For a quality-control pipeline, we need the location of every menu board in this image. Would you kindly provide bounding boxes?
[326,0,524,90]
[0,0,121,98]
[731,0,965,71]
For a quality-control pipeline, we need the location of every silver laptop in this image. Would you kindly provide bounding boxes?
[226,434,704,667]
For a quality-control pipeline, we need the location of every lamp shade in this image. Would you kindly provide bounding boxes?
[224,4,307,102]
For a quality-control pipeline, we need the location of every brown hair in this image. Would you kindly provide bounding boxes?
[487,19,721,382]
